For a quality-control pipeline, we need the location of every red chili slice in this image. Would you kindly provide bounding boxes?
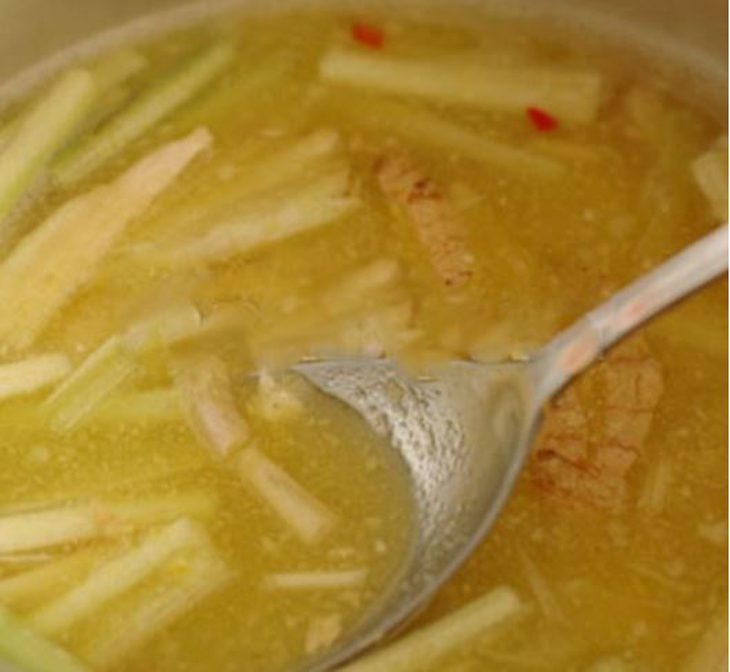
[527,107,558,132]
[351,22,385,49]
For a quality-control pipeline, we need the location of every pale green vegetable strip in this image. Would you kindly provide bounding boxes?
[43,336,138,432]
[0,354,71,401]
[320,49,603,123]
[157,169,358,267]
[44,303,202,431]
[238,447,336,544]
[172,353,249,458]
[82,546,231,669]
[0,69,95,225]
[0,127,211,352]
[92,48,147,93]
[0,492,217,554]
[338,98,564,177]
[0,605,89,672]
[265,569,367,590]
[340,586,522,672]
[87,388,182,425]
[122,302,202,352]
[54,42,233,186]
[691,135,728,220]
[0,546,112,609]
[31,519,208,636]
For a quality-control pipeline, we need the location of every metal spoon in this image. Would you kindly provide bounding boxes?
[297,224,728,671]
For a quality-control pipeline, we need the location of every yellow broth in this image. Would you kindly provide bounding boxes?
[0,5,725,672]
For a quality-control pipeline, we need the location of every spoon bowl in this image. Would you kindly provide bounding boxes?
[295,224,728,671]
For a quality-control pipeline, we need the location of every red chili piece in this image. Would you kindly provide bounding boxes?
[351,22,385,49]
[527,107,558,132]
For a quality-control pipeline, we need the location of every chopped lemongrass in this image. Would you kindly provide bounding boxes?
[86,388,182,425]
[91,48,147,94]
[0,491,217,554]
[122,302,202,352]
[30,518,209,636]
[249,373,304,422]
[82,546,231,669]
[0,69,95,226]
[337,97,564,178]
[172,353,249,458]
[518,551,563,621]
[305,614,343,655]
[155,169,358,267]
[0,354,71,401]
[238,448,335,544]
[320,49,603,123]
[54,42,233,186]
[0,546,113,609]
[265,569,367,590]
[339,586,522,672]
[0,605,90,672]
[692,135,728,220]
[325,259,401,312]
[0,127,211,352]
[43,336,138,432]
[680,610,728,672]
[638,456,673,515]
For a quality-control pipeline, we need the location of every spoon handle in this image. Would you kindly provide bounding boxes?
[535,224,728,403]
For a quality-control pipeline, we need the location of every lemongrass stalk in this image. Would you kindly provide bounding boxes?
[0,127,211,352]
[0,546,111,609]
[86,388,182,425]
[338,97,564,177]
[265,569,367,590]
[0,492,217,554]
[30,519,208,636]
[339,586,522,672]
[42,336,138,432]
[692,135,728,220]
[0,354,71,401]
[320,49,603,123]
[82,546,230,669]
[0,605,90,672]
[54,42,233,186]
[172,353,249,457]
[157,169,358,267]
[238,448,335,544]
[91,49,147,94]
[0,69,95,227]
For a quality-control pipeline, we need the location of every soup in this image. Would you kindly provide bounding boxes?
[0,5,725,672]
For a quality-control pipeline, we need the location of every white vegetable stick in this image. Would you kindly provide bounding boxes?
[82,547,231,669]
[339,586,522,672]
[0,69,95,225]
[122,302,202,352]
[0,546,112,608]
[238,448,335,544]
[30,518,208,636]
[0,491,217,554]
[0,127,212,352]
[43,336,138,432]
[265,569,367,590]
[172,352,249,458]
[692,135,728,221]
[0,353,71,401]
[158,170,358,267]
[320,49,603,123]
